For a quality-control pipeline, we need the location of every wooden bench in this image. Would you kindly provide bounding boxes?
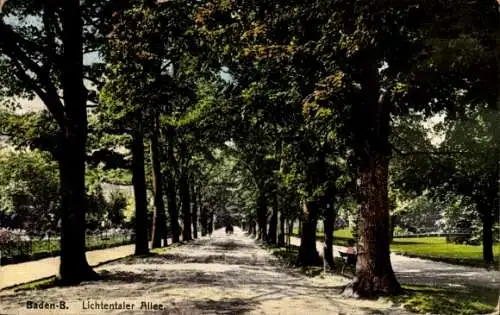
[339,251,357,274]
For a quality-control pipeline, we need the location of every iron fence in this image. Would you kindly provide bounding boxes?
[0,229,133,266]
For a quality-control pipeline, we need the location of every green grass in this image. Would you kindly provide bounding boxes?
[391,237,500,268]
[333,228,353,238]
[389,284,498,315]
[13,277,58,292]
[293,228,500,268]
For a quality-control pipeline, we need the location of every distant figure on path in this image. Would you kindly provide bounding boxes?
[225,224,233,235]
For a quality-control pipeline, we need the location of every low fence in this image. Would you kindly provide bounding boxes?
[0,230,133,266]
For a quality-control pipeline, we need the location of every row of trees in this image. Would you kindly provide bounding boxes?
[0,0,498,298]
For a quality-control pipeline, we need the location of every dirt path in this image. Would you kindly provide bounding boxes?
[289,237,499,290]
[0,228,410,315]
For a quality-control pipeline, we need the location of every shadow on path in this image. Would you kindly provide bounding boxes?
[0,229,408,315]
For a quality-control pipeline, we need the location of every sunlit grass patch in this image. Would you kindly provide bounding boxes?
[389,284,497,315]
[390,237,500,268]
[150,242,181,255]
[13,277,58,292]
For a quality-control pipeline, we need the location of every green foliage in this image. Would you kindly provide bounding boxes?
[395,194,443,233]
[0,110,60,157]
[107,191,128,227]
[0,150,60,235]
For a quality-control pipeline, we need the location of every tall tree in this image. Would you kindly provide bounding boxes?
[198,0,497,297]
[150,115,167,248]
[0,0,105,283]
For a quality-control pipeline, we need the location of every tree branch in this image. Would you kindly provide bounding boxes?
[390,143,468,156]
[0,22,67,128]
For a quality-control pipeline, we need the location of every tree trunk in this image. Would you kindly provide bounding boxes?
[56,0,97,285]
[257,190,268,241]
[131,127,149,255]
[287,219,294,246]
[207,211,214,235]
[267,188,278,244]
[323,207,336,271]
[478,152,498,264]
[180,168,192,242]
[57,135,97,283]
[298,200,321,266]
[481,210,494,263]
[150,120,166,248]
[347,70,401,297]
[298,218,302,237]
[191,182,198,239]
[250,220,256,237]
[166,130,180,243]
[389,214,398,244]
[200,206,208,236]
[278,211,286,247]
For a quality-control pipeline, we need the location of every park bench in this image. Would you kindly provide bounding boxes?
[339,251,357,275]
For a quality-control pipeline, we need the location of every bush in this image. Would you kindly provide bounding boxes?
[0,151,60,236]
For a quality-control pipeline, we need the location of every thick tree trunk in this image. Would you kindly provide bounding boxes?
[166,131,180,243]
[180,168,192,242]
[481,210,494,263]
[57,136,97,283]
[278,211,286,247]
[207,211,214,235]
[298,200,321,266]
[131,127,149,255]
[56,0,97,285]
[267,188,278,244]
[200,206,208,236]
[349,149,400,297]
[277,143,286,247]
[347,71,401,297]
[250,220,257,237]
[298,218,302,237]
[287,219,294,246]
[191,182,198,239]
[150,121,166,248]
[257,190,268,241]
[323,208,336,271]
[389,214,398,244]
[478,153,498,263]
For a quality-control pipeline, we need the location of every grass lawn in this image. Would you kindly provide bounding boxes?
[292,228,500,268]
[391,237,500,268]
[389,284,498,315]
[267,244,497,315]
